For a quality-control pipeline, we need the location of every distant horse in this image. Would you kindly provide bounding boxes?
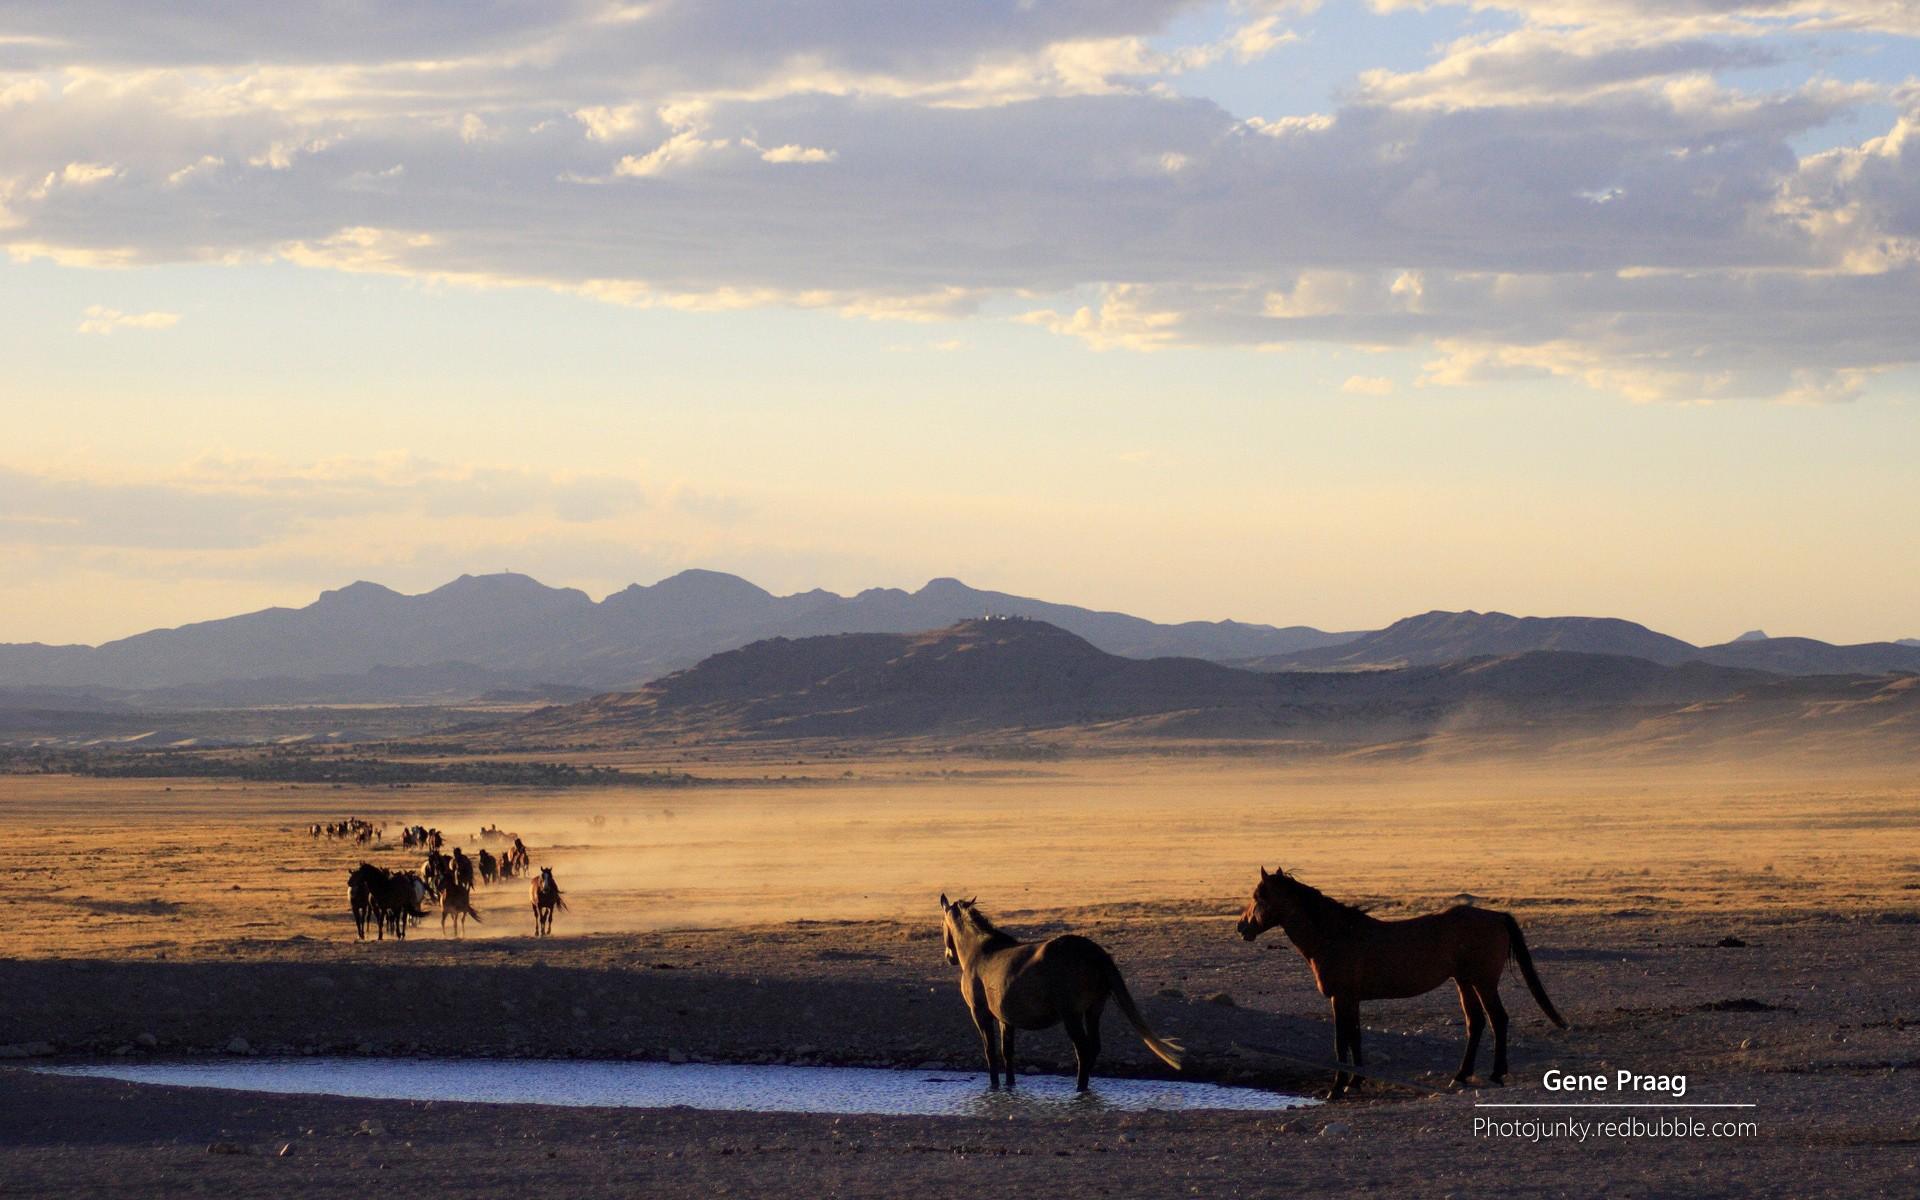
[939,895,1182,1091]
[451,847,474,891]
[347,862,385,939]
[375,872,429,940]
[423,850,453,895]
[530,867,567,936]
[507,839,529,878]
[439,881,483,937]
[1237,866,1568,1099]
[477,848,497,886]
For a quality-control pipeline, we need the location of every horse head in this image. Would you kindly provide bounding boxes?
[1237,865,1299,941]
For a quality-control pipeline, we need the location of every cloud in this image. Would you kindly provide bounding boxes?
[1341,375,1395,395]
[758,143,837,164]
[75,305,179,334]
[0,0,1917,401]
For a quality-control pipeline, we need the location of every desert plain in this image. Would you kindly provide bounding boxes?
[3,752,1917,1197]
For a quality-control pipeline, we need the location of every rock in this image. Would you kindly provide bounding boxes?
[1157,987,1185,999]
[1739,1038,1755,1051]
[1716,936,1749,948]
[1320,1122,1352,1137]
[1207,992,1236,1008]
[207,1142,249,1155]
[666,1048,688,1064]
[112,1045,134,1057]
[0,1042,56,1058]
[916,1060,943,1071]
[357,1120,385,1137]
[225,1037,253,1055]
[277,1142,296,1157]
[135,1033,158,1049]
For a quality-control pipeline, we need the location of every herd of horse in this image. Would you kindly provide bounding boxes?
[327,815,1564,1099]
[343,824,564,940]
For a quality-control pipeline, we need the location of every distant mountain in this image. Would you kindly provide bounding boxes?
[1241,610,1700,671]
[1899,638,1920,649]
[508,618,1778,746]
[0,571,1353,700]
[1690,636,1920,676]
[1733,629,1769,642]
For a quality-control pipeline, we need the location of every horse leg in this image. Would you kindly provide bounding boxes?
[1085,998,1104,1078]
[1063,1012,1093,1092]
[1000,1021,1018,1089]
[1454,981,1486,1086]
[1328,996,1353,1100]
[972,1010,1001,1089]
[1343,999,1365,1090]
[1477,985,1510,1085]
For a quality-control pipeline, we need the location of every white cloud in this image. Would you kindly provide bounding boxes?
[759,143,836,164]
[75,305,180,334]
[1341,375,1395,395]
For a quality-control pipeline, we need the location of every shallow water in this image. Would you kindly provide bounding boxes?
[39,1058,1314,1116]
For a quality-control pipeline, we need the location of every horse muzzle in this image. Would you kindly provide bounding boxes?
[1236,917,1261,942]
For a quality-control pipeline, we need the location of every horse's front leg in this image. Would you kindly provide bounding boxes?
[1329,996,1357,1100]
[973,1013,1002,1089]
[999,1021,1018,1089]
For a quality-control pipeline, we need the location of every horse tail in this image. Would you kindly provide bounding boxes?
[1102,952,1184,1070]
[1502,913,1569,1029]
[465,903,482,923]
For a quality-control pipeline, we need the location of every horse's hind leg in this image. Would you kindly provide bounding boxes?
[1476,985,1510,1085]
[1454,981,1486,1086]
[999,1021,1018,1089]
[1063,1012,1096,1092]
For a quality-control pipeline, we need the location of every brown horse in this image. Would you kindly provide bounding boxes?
[939,895,1183,1091]
[439,881,482,937]
[530,866,567,936]
[1237,866,1567,1099]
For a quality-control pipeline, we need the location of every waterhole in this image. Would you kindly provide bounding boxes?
[39,1058,1314,1116]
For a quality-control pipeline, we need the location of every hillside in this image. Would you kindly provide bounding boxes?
[1239,609,1700,670]
[505,618,1791,749]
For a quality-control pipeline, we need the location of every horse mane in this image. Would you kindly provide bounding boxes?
[960,903,1015,943]
[1278,872,1370,926]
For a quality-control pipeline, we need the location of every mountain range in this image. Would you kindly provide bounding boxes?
[1,570,1915,710]
[503,617,1920,759]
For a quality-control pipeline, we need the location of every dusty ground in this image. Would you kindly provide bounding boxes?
[2,758,1918,1196]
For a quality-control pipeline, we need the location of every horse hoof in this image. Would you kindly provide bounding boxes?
[1490,1074,1506,1087]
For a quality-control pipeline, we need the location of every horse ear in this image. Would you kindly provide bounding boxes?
[939,893,949,909]
[1259,865,1269,879]
[964,896,976,907]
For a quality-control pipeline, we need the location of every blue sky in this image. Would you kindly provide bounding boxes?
[2,1,1917,645]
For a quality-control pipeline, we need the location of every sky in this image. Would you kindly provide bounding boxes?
[2,0,1918,648]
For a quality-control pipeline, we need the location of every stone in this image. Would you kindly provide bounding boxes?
[0,1042,56,1058]
[1320,1121,1352,1137]
[277,1142,296,1157]
[207,1142,249,1155]
[225,1037,252,1055]
[135,1033,158,1049]
[1206,992,1236,1008]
